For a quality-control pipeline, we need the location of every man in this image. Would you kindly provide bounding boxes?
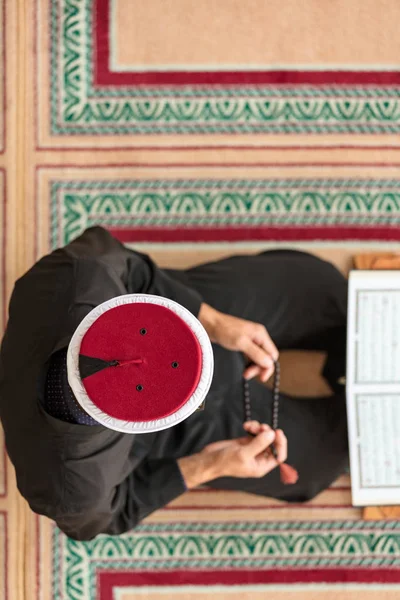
[0,227,348,540]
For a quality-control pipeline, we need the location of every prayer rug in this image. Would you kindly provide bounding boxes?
[1,1,30,598]
[27,476,400,600]
[1,0,400,599]
[21,0,400,254]
[36,0,400,145]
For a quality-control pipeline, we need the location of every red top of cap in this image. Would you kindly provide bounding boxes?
[79,302,202,422]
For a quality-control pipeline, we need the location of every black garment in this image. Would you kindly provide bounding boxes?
[0,227,349,541]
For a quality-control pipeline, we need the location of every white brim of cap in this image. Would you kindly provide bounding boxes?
[67,294,214,434]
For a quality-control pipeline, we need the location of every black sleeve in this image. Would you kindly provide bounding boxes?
[64,226,203,317]
[54,450,187,541]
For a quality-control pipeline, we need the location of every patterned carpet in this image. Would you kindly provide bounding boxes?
[32,475,400,599]
[1,0,400,598]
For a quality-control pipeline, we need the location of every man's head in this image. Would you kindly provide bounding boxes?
[67,294,213,433]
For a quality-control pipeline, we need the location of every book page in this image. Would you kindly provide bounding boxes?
[355,289,400,384]
[356,394,400,487]
[347,271,400,506]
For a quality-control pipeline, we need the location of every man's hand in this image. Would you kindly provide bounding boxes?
[178,422,287,488]
[201,423,287,479]
[198,303,278,381]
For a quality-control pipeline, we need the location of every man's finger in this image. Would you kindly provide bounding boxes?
[243,421,273,437]
[243,364,261,380]
[243,420,261,430]
[243,363,274,382]
[254,454,281,477]
[254,327,279,362]
[243,429,275,457]
[259,365,274,382]
[262,339,279,363]
[244,341,275,371]
[274,429,288,464]
[243,420,261,435]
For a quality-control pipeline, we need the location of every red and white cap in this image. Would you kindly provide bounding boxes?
[67,294,214,433]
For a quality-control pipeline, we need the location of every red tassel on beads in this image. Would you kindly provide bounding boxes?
[271,442,299,485]
[279,462,299,485]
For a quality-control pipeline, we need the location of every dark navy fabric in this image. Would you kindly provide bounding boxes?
[44,348,99,426]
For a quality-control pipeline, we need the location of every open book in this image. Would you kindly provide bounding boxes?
[347,270,400,507]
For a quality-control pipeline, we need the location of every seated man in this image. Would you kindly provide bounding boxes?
[0,227,348,540]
